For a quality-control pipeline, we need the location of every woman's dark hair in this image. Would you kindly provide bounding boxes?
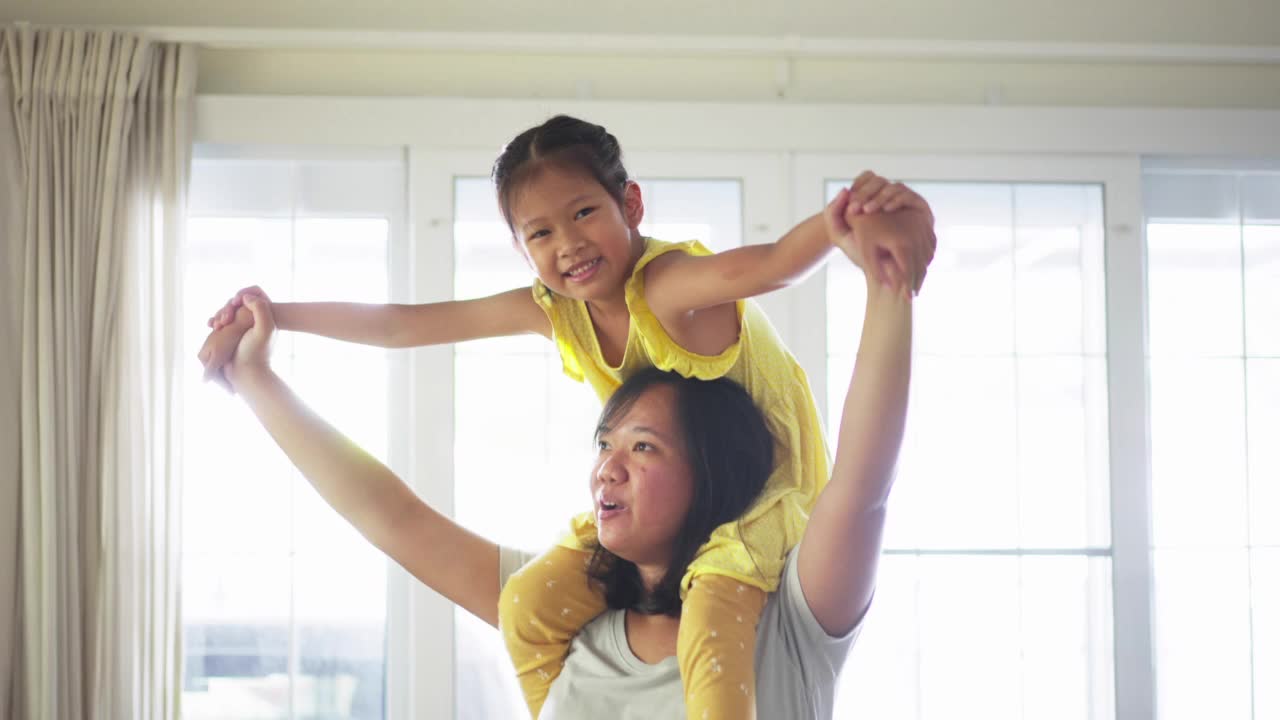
[586,368,775,617]
[491,115,630,232]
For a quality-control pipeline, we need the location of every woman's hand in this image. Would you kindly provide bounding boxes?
[223,293,276,391]
[208,285,268,330]
[823,173,936,298]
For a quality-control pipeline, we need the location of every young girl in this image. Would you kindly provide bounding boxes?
[199,115,935,719]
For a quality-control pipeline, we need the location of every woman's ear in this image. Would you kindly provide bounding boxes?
[623,180,645,228]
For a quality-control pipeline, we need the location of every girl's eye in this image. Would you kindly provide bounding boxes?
[596,439,610,451]
[575,207,595,220]
[633,441,653,452]
[527,229,549,242]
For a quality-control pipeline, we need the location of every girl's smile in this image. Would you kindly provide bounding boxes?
[509,166,646,306]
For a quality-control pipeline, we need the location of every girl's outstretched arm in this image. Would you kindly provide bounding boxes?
[642,172,935,317]
[797,206,924,638]
[209,285,551,348]
[199,285,551,386]
[225,294,505,627]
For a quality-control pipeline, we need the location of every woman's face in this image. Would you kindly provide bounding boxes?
[590,384,695,568]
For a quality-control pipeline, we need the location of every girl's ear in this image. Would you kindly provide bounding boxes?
[623,180,645,228]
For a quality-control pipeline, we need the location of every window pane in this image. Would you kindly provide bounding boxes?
[1014,184,1106,355]
[1253,548,1280,720]
[182,554,291,720]
[1017,358,1111,548]
[296,552,387,719]
[1019,557,1115,720]
[1244,224,1280,357]
[1149,359,1248,547]
[833,555,921,720]
[911,183,1016,357]
[1248,359,1280,547]
[893,357,1019,549]
[1153,549,1253,720]
[184,158,394,720]
[1147,223,1244,357]
[826,255,868,360]
[1146,169,1277,720]
[455,353,585,550]
[836,555,1114,720]
[1143,174,1237,224]
[826,180,1110,547]
[636,179,741,253]
[1240,174,1280,224]
[828,177,1111,719]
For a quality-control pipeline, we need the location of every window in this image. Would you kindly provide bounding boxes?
[182,150,404,720]
[452,174,744,719]
[1144,168,1280,720]
[826,178,1116,720]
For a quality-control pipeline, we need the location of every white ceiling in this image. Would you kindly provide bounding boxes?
[3,0,1279,46]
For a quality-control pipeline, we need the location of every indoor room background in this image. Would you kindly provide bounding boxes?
[1,1,1278,719]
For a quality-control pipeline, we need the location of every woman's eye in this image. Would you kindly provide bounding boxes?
[596,439,610,451]
[634,441,653,452]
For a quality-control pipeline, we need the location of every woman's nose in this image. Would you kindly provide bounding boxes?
[596,452,627,484]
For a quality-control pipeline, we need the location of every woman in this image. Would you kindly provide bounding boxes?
[214,204,922,719]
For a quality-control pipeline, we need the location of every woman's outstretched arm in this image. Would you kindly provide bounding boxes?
[225,294,504,627]
[798,203,927,637]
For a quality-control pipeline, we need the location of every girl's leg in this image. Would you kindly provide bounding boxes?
[498,544,606,718]
[677,575,768,720]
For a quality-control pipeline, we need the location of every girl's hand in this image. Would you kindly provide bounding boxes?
[824,173,936,297]
[223,293,277,391]
[208,285,268,331]
[844,171,934,224]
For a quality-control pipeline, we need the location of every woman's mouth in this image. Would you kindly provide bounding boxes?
[597,497,628,522]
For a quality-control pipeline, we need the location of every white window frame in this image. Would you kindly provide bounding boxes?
[185,142,410,720]
[793,153,1151,720]
[193,95,1280,720]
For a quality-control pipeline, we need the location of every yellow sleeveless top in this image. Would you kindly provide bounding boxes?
[533,238,830,593]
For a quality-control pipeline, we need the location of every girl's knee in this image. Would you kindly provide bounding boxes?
[498,561,553,623]
[499,548,594,626]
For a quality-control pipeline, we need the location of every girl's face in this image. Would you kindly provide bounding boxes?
[590,384,694,569]
[508,166,645,304]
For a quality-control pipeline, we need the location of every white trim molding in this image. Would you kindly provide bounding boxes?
[124,26,1280,64]
[194,97,1280,159]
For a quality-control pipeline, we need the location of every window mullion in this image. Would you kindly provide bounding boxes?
[1103,158,1157,720]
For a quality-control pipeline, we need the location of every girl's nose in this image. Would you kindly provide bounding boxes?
[558,226,588,256]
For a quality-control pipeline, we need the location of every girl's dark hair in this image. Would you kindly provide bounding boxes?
[586,368,775,617]
[491,115,630,232]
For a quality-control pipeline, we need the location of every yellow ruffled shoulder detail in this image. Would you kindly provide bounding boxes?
[625,238,744,381]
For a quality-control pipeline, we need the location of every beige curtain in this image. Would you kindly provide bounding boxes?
[0,26,195,720]
[0,36,23,719]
